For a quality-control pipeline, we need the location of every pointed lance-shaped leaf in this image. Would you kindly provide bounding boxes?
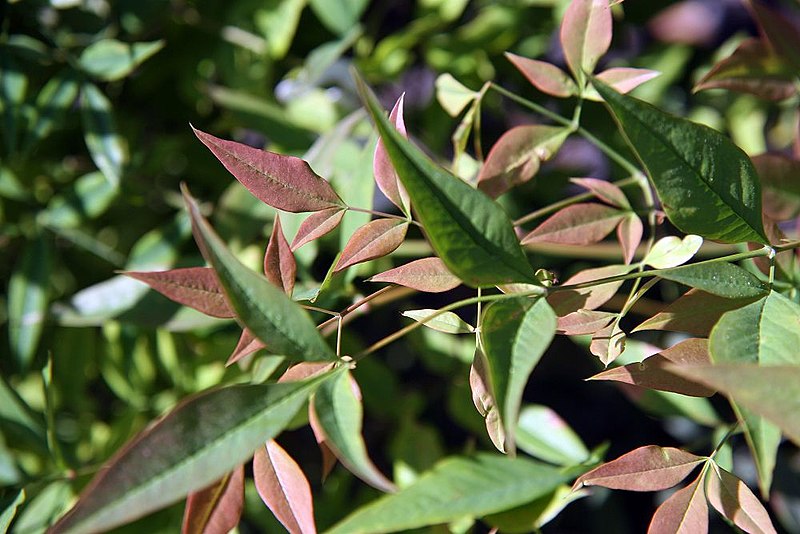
[570,177,630,209]
[505,53,578,98]
[264,215,296,295]
[367,257,461,293]
[642,235,703,269]
[191,126,345,213]
[8,234,51,370]
[589,321,626,366]
[705,465,777,534]
[656,262,768,300]
[748,0,800,75]
[547,264,635,316]
[617,214,643,265]
[470,348,506,453]
[334,219,409,273]
[254,440,316,534]
[560,0,612,84]
[593,78,768,244]
[521,203,625,246]
[291,207,346,250]
[648,473,709,534]
[402,309,474,334]
[374,94,410,213]
[226,329,266,366]
[355,72,538,287]
[123,267,234,318]
[515,405,590,466]
[183,185,335,362]
[182,465,244,534]
[557,309,615,336]
[584,68,661,100]
[435,73,478,117]
[49,370,340,534]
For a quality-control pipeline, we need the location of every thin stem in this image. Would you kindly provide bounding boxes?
[302,304,339,317]
[336,315,343,357]
[709,423,739,459]
[318,286,397,332]
[346,206,420,227]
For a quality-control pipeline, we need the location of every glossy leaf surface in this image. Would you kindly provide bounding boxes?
[79,39,164,82]
[515,405,589,466]
[656,262,768,299]
[8,234,51,370]
[81,83,125,187]
[402,309,474,334]
[642,235,703,269]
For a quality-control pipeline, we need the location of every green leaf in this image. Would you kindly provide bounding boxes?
[39,171,118,228]
[642,235,703,269]
[325,454,581,534]
[50,370,340,534]
[402,309,474,334]
[254,0,307,59]
[308,0,368,35]
[435,73,478,117]
[355,73,538,287]
[656,262,768,299]
[183,186,335,361]
[8,233,51,370]
[516,405,589,466]
[0,489,25,533]
[593,78,768,244]
[480,297,556,453]
[81,83,126,187]
[0,51,27,154]
[79,39,164,81]
[25,69,79,149]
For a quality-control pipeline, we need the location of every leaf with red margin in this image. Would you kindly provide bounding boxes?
[522,204,625,246]
[705,465,777,534]
[556,309,615,335]
[123,267,233,318]
[182,465,244,534]
[226,329,266,366]
[291,207,346,250]
[505,53,578,98]
[367,257,461,293]
[374,94,411,213]
[752,153,800,221]
[617,214,643,265]
[253,441,316,534]
[573,445,704,492]
[334,219,409,272]
[648,473,709,534]
[570,177,630,209]
[192,126,345,212]
[560,0,612,84]
[264,215,296,295]
[589,338,715,397]
[547,264,634,316]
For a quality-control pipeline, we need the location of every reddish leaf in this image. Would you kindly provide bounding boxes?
[589,322,626,366]
[367,257,461,293]
[556,309,615,335]
[633,289,758,337]
[570,177,630,209]
[748,1,800,74]
[752,153,800,221]
[548,264,634,316]
[649,474,709,534]
[334,219,409,272]
[591,67,661,96]
[505,53,578,98]
[573,445,704,492]
[182,465,244,534]
[278,362,335,383]
[264,215,296,295]
[253,441,316,534]
[560,0,612,82]
[291,207,346,250]
[589,338,716,397]
[706,466,777,534]
[124,267,233,318]
[226,329,266,366]
[192,126,344,213]
[310,415,338,482]
[617,214,643,265]
[374,94,410,213]
[470,347,505,453]
[694,38,796,101]
[477,125,569,198]
[521,203,625,246]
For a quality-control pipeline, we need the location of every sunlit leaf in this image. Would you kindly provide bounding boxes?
[25,70,79,148]
[0,489,25,533]
[81,83,125,188]
[291,207,346,250]
[8,234,51,370]
[485,485,588,533]
[435,73,477,117]
[264,215,296,295]
[556,309,615,335]
[308,0,368,35]
[752,153,800,221]
[583,67,661,101]
[374,94,410,213]
[515,405,589,466]
[227,329,266,366]
[334,219,409,273]
[570,177,630,209]
[254,0,306,59]
[470,348,506,452]
[79,39,164,81]
[648,474,709,534]
[643,235,703,269]
[548,264,635,316]
[705,465,777,534]
[589,321,626,366]
[617,214,643,265]
[560,0,612,85]
[40,171,118,228]
[522,203,625,246]
[368,257,461,293]
[657,262,768,299]
[254,440,316,534]
[402,309,474,334]
[505,53,578,98]
[182,465,244,534]
[123,267,233,319]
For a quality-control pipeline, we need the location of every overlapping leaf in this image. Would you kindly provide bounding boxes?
[182,465,244,534]
[367,257,461,293]
[560,0,612,85]
[583,68,661,101]
[752,153,800,221]
[291,207,346,250]
[402,309,474,334]
[522,203,625,246]
[264,215,296,295]
[548,264,635,316]
[374,94,410,213]
[254,440,316,534]
[334,219,409,273]
[705,466,777,534]
[648,474,708,534]
[515,405,590,466]
[124,267,233,318]
[656,262,768,299]
[505,53,577,98]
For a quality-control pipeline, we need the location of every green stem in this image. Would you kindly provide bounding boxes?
[346,206,420,227]
[318,286,398,332]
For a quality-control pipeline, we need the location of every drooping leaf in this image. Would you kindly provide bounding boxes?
[182,465,244,534]
[478,125,569,198]
[589,321,626,366]
[311,369,396,493]
[617,214,644,265]
[184,186,335,361]
[642,235,703,269]
[192,126,345,213]
[556,310,615,335]
[583,67,661,101]
[123,267,233,318]
[589,338,715,397]
[515,405,590,466]
[374,94,410,213]
[505,53,578,98]
[560,0,612,85]
[522,203,625,246]
[705,465,777,534]
[480,297,556,454]
[264,215,296,295]
[325,454,581,534]
[291,207,346,250]
[367,257,461,293]
[402,309,474,334]
[334,219,409,273]
[8,234,51,370]
[254,440,316,534]
[656,262,768,299]
[752,153,800,221]
[355,73,538,287]
[548,264,635,316]
[570,177,630,209]
[470,348,506,452]
[593,78,768,244]
[648,474,709,534]
[50,371,339,534]
[573,445,704,492]
[81,83,125,188]
[435,73,478,117]
[79,39,164,82]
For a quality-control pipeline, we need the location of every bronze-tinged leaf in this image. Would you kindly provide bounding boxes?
[334,219,409,273]
[278,362,335,383]
[264,215,296,295]
[748,1,800,74]
[470,347,506,453]
[521,203,625,246]
[752,153,800,221]
[589,322,626,366]
[648,474,709,534]
[705,466,777,534]
[617,214,643,265]
[253,441,316,534]
[291,207,346,250]
[589,338,715,397]
[123,267,233,318]
[573,445,704,492]
[556,310,615,335]
[570,177,630,209]
[591,67,661,97]
[226,329,266,366]
[192,126,345,213]
[374,94,410,213]
[560,0,612,84]
[548,264,634,316]
[182,465,244,534]
[505,53,578,98]
[367,257,461,293]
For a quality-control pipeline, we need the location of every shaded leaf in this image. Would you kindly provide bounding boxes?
[617,214,644,265]
[470,348,506,453]
[264,215,296,295]
[192,126,345,213]
[593,79,768,244]
[184,186,335,361]
[752,153,800,221]
[334,219,408,273]
[40,171,118,228]
[584,67,661,101]
[374,94,410,213]
[254,440,316,534]
[556,309,615,335]
[367,257,461,293]
[227,329,266,366]
[308,0,368,36]
[79,39,164,82]
[648,474,709,534]
[516,405,589,466]
[505,53,578,98]
[570,177,630,209]
[589,321,626,366]
[657,262,768,299]
[522,203,625,246]
[706,465,777,534]
[182,465,244,534]
[485,485,588,533]
[8,234,51,370]
[643,235,703,269]
[123,267,233,318]
[548,264,634,315]
[355,73,538,287]
[749,1,800,74]
[26,70,79,147]
[573,445,704,492]
[0,489,25,532]
[402,309,474,334]
[560,0,612,84]
[291,207,346,250]
[81,83,125,187]
[435,73,477,117]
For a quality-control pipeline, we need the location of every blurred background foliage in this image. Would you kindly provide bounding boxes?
[1,0,799,532]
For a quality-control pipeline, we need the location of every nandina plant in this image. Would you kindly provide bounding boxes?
[25,1,800,533]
